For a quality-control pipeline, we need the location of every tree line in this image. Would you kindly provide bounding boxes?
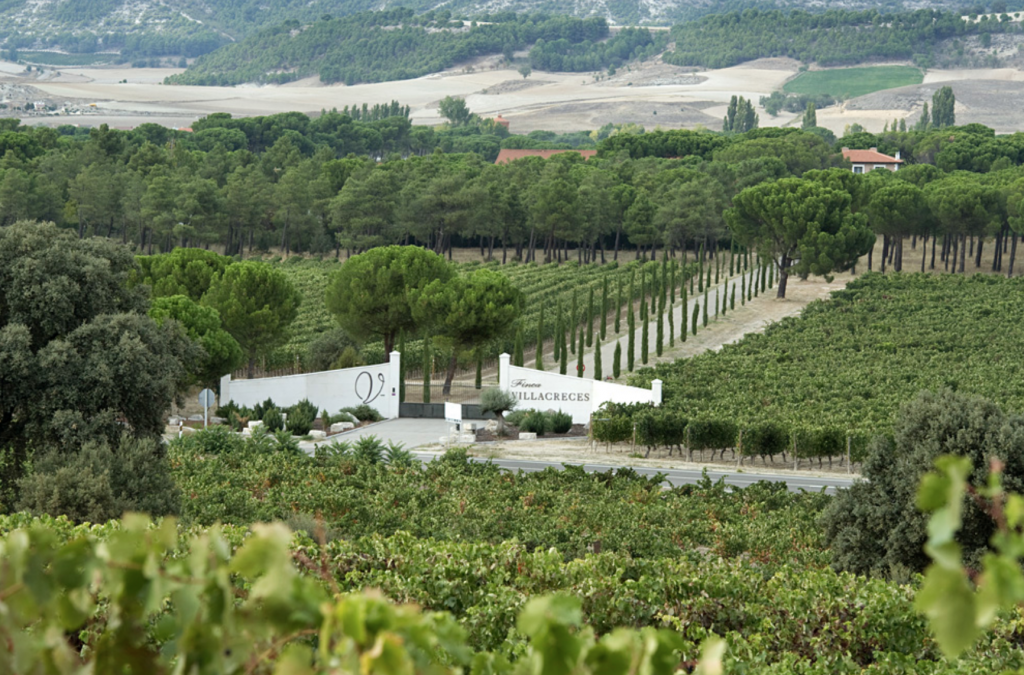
[664,8,1022,69]
[6,113,1024,277]
[165,11,646,86]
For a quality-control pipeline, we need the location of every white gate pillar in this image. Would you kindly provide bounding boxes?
[499,353,511,391]
[388,351,401,419]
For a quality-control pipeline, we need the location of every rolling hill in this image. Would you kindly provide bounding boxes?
[0,0,985,63]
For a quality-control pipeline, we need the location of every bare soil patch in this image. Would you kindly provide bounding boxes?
[474,424,587,442]
[483,79,553,94]
[507,99,722,133]
[841,76,1024,133]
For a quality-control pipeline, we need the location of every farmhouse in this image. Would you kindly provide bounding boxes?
[841,147,903,173]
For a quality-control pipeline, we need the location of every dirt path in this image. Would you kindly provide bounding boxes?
[569,265,858,381]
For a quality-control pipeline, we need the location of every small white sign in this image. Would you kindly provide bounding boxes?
[444,402,463,424]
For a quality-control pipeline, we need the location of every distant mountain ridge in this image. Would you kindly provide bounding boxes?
[0,0,971,60]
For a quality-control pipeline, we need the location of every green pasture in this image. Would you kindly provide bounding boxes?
[19,52,117,66]
[783,65,923,99]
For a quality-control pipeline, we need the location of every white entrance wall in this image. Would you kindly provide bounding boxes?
[220,351,401,419]
[498,353,661,424]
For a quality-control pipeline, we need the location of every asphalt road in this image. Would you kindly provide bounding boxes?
[412,452,856,494]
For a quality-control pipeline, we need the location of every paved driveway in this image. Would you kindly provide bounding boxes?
[299,418,455,453]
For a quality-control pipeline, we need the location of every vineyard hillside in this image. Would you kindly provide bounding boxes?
[623,273,1024,457]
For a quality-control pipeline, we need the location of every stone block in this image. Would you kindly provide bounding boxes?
[188,414,204,422]
[518,432,537,441]
[485,420,499,432]
[330,421,355,433]
[248,420,263,429]
[458,433,476,444]
[168,416,182,426]
[210,416,226,424]
[309,430,326,440]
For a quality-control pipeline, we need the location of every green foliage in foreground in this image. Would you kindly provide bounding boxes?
[782,66,924,100]
[633,273,1024,439]
[5,506,1024,672]
[917,453,1024,662]
[0,514,694,675]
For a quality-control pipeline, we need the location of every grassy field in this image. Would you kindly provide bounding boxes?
[20,52,117,66]
[783,65,923,99]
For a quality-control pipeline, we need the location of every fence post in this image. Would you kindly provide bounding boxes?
[651,379,663,406]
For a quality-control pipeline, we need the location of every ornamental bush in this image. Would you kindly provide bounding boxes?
[822,389,1024,577]
[17,434,180,523]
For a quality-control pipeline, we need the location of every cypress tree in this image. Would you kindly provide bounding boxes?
[706,265,712,290]
[741,274,746,305]
[720,283,726,316]
[513,326,524,367]
[730,282,736,310]
[422,337,431,404]
[593,335,602,380]
[768,263,774,289]
[576,331,584,378]
[557,303,565,364]
[650,264,657,316]
[615,275,622,334]
[640,266,647,314]
[691,302,699,336]
[670,260,677,304]
[729,241,735,276]
[560,331,568,375]
[698,247,704,292]
[535,305,544,370]
[715,285,720,318]
[761,261,768,292]
[660,253,668,308]
[641,299,649,365]
[714,251,720,285]
[600,276,608,340]
[627,301,636,372]
[586,285,594,348]
[744,248,749,271]
[702,286,709,327]
[681,283,688,342]
[656,298,664,357]
[668,299,675,347]
[754,268,760,297]
[570,289,578,354]
[475,352,482,389]
[398,330,406,403]
[613,341,621,378]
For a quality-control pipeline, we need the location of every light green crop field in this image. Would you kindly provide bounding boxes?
[783,65,923,99]
[19,52,117,66]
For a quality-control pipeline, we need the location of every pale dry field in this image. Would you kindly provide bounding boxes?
[8,53,1021,135]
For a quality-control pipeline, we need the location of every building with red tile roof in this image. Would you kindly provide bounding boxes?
[494,149,597,164]
[841,147,903,173]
